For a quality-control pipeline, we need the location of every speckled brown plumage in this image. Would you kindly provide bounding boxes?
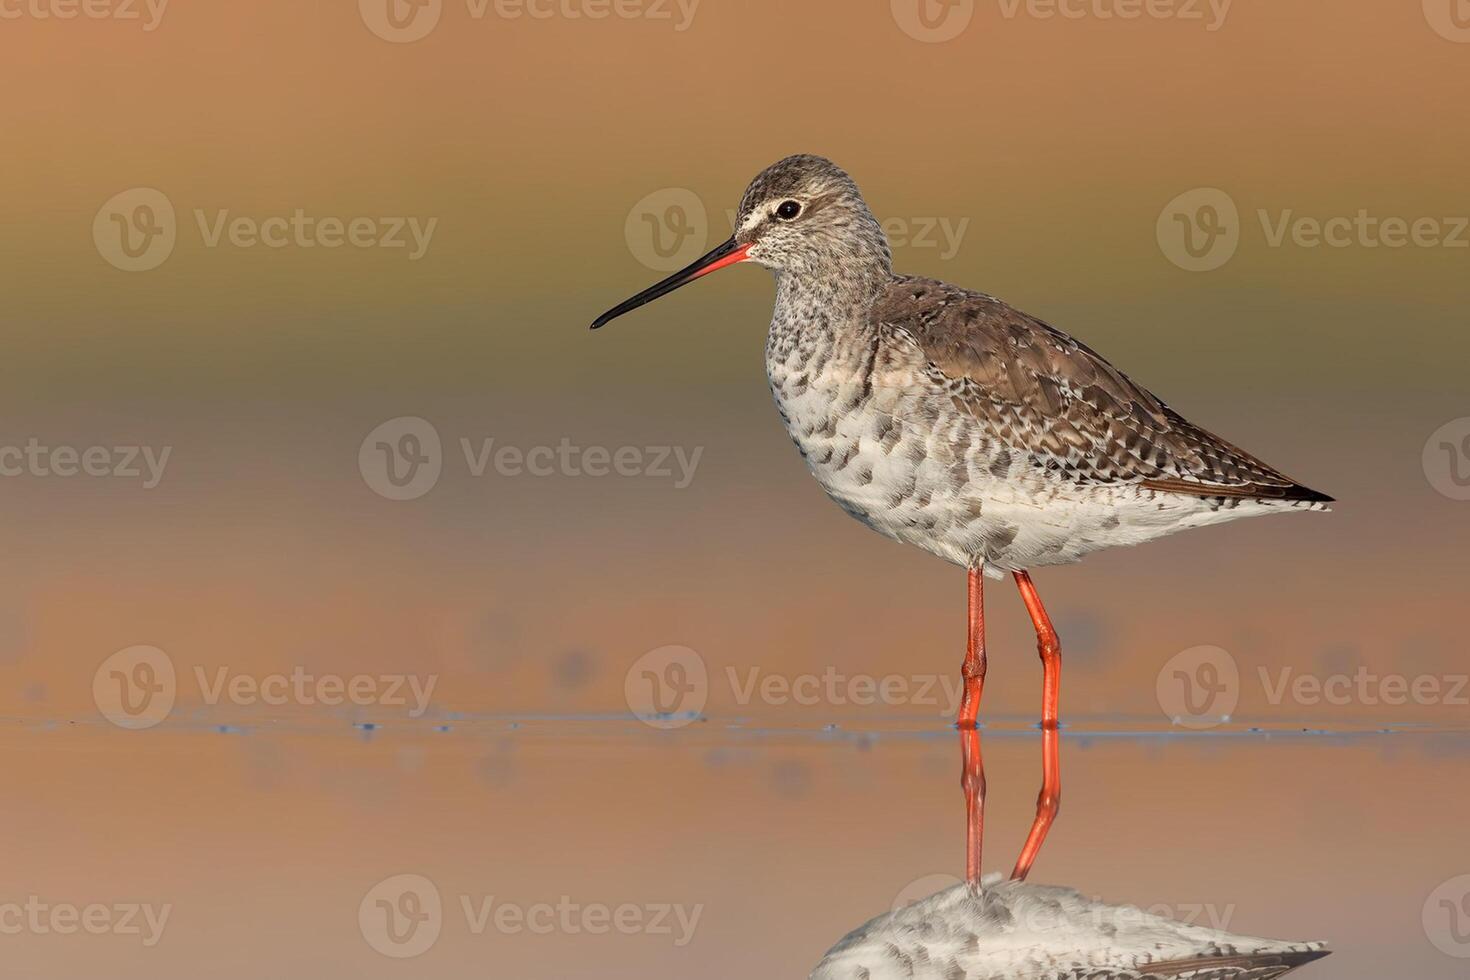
[595,154,1332,576]
[872,277,1330,501]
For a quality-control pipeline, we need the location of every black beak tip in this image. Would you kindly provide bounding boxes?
[588,235,742,335]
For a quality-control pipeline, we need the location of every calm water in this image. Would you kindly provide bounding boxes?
[6,712,1466,978]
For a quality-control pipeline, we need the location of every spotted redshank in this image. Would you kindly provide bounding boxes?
[592,155,1331,875]
[812,873,1330,980]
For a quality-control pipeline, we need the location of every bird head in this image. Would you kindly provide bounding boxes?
[591,155,892,330]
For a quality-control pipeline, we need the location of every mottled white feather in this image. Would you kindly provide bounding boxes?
[812,876,1329,980]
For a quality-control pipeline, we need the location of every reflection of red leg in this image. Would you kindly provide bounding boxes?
[1011,722,1060,880]
[1011,570,1061,881]
[956,568,986,730]
[1013,570,1060,727]
[960,726,985,886]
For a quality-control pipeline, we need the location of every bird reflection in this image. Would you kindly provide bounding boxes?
[812,729,1330,980]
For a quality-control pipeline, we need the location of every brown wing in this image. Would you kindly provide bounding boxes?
[874,277,1332,502]
[1144,948,1331,979]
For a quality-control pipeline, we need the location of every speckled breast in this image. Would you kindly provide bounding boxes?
[764,322,1024,569]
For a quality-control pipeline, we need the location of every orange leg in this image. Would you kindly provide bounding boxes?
[960,726,985,887]
[956,567,986,730]
[1010,570,1062,881]
[1013,570,1061,726]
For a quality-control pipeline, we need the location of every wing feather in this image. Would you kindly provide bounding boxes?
[873,277,1331,503]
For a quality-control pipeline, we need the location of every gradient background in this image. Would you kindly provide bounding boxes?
[1,1,1468,976]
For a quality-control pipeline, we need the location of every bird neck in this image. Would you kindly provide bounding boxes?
[771,261,890,328]
[767,264,890,369]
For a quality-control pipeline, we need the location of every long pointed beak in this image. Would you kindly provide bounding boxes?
[590,237,752,330]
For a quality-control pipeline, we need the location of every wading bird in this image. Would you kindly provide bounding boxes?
[592,156,1330,874]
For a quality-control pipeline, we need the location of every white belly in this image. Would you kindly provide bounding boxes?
[770,377,1279,574]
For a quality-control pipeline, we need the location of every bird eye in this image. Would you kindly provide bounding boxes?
[775,200,801,220]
